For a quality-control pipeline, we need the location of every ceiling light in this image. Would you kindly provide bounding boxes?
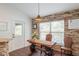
[35,2,42,23]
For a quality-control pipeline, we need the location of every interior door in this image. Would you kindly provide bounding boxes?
[9,20,25,52]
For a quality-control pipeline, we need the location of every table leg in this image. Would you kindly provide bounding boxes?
[61,49,62,56]
[40,45,42,55]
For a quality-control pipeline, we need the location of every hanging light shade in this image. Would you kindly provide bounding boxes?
[35,15,41,22]
[35,2,42,23]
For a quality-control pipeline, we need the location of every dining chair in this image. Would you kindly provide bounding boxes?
[41,33,53,56]
[64,37,72,55]
[46,33,52,41]
[61,36,72,56]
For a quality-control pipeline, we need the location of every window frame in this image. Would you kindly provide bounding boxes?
[39,20,64,46]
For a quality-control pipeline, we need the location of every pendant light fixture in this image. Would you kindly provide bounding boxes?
[35,1,41,23]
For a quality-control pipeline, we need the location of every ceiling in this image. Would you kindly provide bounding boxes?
[0,3,79,19]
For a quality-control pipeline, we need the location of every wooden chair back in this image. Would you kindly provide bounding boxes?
[46,34,52,41]
[64,36,72,55]
[64,37,72,48]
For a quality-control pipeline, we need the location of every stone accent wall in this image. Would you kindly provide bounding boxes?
[32,9,79,56]
[0,38,9,56]
[0,42,9,56]
[64,19,79,56]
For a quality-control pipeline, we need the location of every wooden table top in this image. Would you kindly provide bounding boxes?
[27,39,55,48]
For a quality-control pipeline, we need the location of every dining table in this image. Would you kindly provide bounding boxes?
[27,39,56,48]
[27,39,56,56]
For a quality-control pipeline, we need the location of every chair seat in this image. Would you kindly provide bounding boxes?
[61,47,72,51]
[61,47,72,56]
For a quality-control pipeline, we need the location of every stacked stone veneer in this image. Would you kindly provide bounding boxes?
[64,19,79,56]
[0,42,9,56]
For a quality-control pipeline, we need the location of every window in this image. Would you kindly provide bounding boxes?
[51,21,64,32]
[15,24,23,36]
[68,19,79,29]
[39,20,64,46]
[39,22,50,40]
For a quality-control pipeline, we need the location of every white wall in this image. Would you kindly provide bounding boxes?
[0,5,32,52]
